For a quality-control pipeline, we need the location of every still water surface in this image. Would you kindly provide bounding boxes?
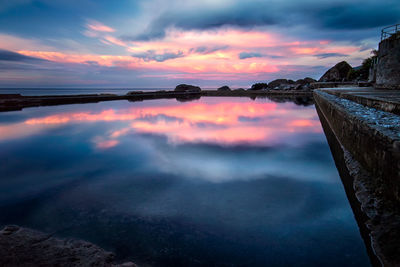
[0,97,370,266]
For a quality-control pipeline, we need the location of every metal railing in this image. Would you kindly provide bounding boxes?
[381,23,400,41]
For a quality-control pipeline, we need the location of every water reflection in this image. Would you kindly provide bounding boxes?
[0,97,370,266]
[1,98,321,146]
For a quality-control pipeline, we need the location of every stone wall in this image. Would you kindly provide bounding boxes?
[376,35,400,89]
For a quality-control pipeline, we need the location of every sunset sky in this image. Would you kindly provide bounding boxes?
[0,0,399,88]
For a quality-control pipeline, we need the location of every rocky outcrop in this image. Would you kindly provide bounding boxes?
[217,85,231,91]
[250,78,316,91]
[268,79,295,89]
[174,84,201,92]
[249,83,268,90]
[319,61,352,82]
[296,77,316,85]
[0,225,136,267]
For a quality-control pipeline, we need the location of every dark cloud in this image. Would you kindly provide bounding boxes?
[315,53,348,59]
[239,52,284,60]
[191,45,229,54]
[238,116,262,122]
[316,3,400,30]
[239,52,264,59]
[123,0,400,42]
[132,50,184,62]
[0,49,45,62]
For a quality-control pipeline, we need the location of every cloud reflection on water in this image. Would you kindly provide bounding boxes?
[0,98,321,148]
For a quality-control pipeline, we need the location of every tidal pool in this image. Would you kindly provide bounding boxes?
[0,96,370,266]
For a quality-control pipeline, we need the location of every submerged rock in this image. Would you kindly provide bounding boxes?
[319,61,352,82]
[174,84,201,92]
[0,225,136,267]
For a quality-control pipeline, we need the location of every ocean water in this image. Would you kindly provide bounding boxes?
[0,96,371,266]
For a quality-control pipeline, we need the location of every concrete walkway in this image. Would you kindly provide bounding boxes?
[321,87,400,115]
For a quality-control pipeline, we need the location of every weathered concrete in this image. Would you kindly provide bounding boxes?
[321,87,400,115]
[376,35,400,89]
[0,225,137,267]
[314,90,400,266]
[316,104,381,267]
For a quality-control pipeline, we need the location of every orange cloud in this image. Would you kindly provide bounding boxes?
[14,25,364,78]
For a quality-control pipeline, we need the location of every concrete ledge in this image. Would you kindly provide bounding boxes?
[314,90,400,200]
[314,90,400,266]
[321,88,400,115]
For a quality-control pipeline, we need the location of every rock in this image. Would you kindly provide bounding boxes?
[268,79,290,89]
[119,262,138,267]
[2,225,20,235]
[0,225,120,266]
[304,77,317,84]
[295,77,316,86]
[217,85,231,91]
[280,84,294,90]
[126,91,143,96]
[319,61,352,82]
[250,83,268,90]
[293,77,316,90]
[294,84,302,90]
[174,84,201,92]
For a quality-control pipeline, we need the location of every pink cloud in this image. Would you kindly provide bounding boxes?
[86,20,115,33]
[93,138,119,149]
[12,26,368,83]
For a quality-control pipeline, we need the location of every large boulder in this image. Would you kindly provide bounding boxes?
[250,83,268,90]
[319,61,352,82]
[296,77,316,85]
[174,84,201,92]
[217,85,231,91]
[267,79,291,89]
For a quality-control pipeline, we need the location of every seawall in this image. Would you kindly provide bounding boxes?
[314,89,400,266]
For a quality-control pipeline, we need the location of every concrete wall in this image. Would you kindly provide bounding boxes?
[314,90,400,265]
[376,36,400,89]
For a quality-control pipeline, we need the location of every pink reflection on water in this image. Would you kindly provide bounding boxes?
[0,99,322,147]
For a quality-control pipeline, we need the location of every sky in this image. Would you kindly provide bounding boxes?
[0,0,399,88]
